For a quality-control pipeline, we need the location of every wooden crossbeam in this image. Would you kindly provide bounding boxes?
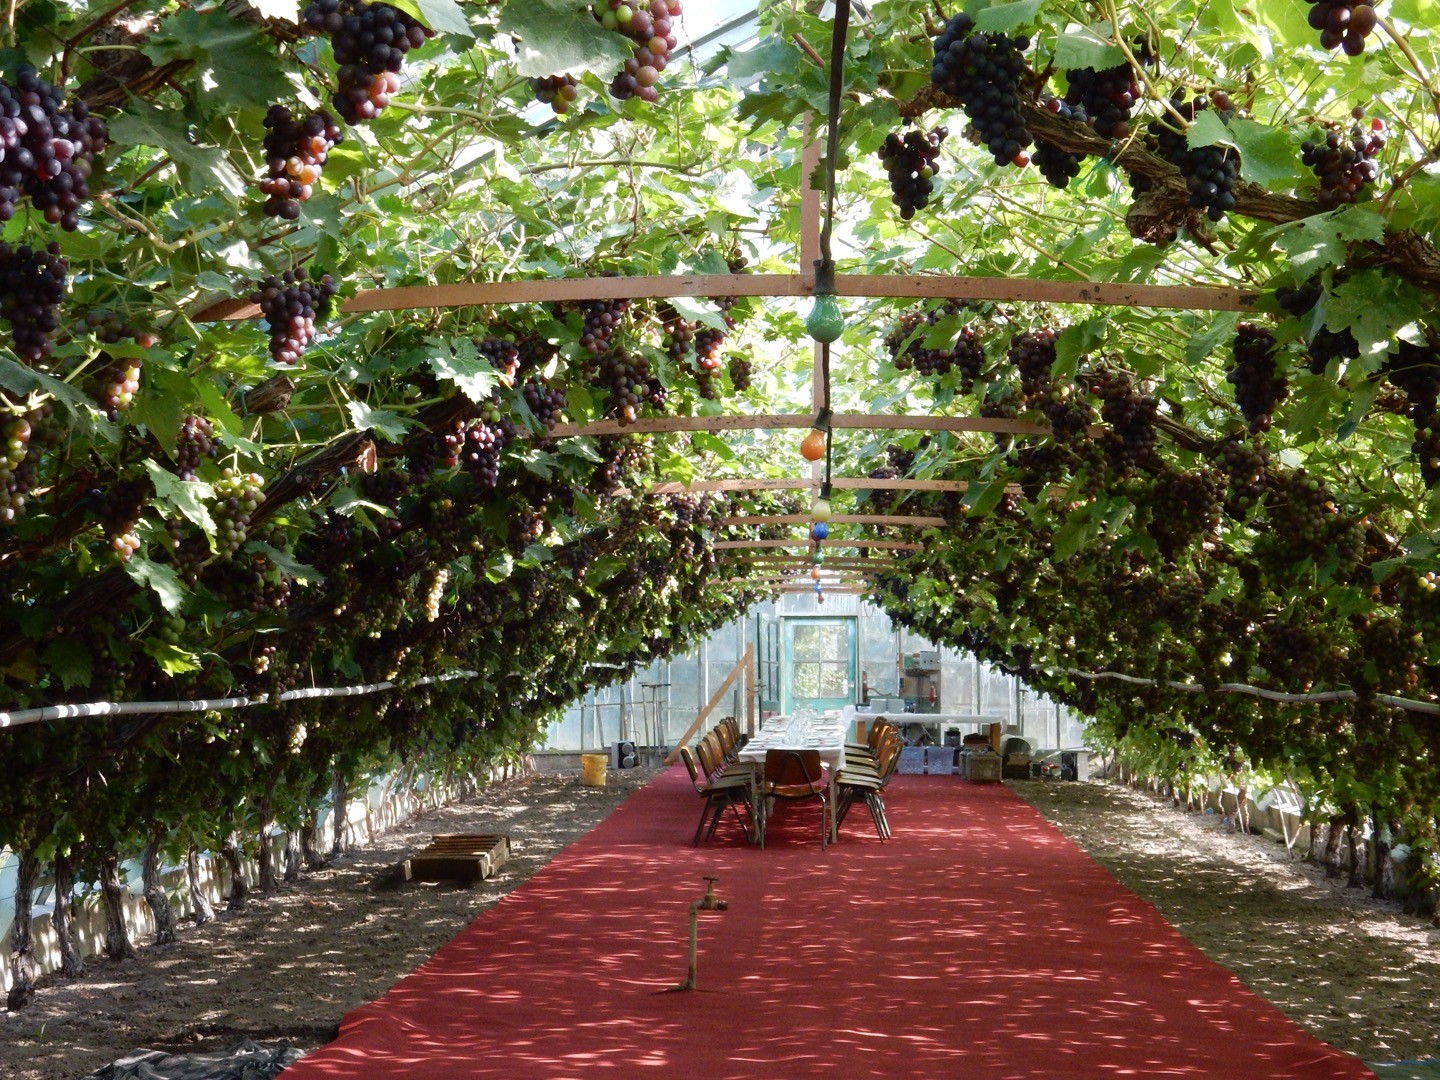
[712,539,921,551]
[719,514,946,527]
[194,273,1256,323]
[651,477,1018,494]
[548,413,1048,439]
[663,643,753,766]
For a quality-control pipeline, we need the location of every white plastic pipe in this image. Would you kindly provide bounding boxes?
[0,671,478,730]
[1061,668,1439,715]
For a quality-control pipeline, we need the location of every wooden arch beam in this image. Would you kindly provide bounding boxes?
[548,413,1050,439]
[651,477,1021,494]
[712,539,921,551]
[195,272,1256,323]
[719,514,947,527]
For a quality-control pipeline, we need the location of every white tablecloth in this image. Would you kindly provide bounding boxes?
[738,714,847,774]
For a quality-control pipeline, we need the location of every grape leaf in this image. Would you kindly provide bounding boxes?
[963,479,1006,517]
[247,541,326,584]
[1052,27,1125,72]
[143,461,218,537]
[498,0,632,78]
[1273,206,1387,282]
[108,102,247,200]
[125,557,188,615]
[142,639,202,676]
[971,0,1045,33]
[391,0,472,37]
[345,400,412,442]
[143,10,292,111]
[1226,117,1305,189]
[1185,109,1233,150]
[42,639,93,690]
[426,338,498,403]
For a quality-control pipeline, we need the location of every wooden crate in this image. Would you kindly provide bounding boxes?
[404,834,510,883]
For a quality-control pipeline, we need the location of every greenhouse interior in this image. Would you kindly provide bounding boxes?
[1,0,1440,1075]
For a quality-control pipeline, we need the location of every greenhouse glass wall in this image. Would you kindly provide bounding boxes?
[544,593,1088,754]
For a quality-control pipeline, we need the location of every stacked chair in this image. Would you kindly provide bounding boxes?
[834,720,904,841]
[680,717,758,846]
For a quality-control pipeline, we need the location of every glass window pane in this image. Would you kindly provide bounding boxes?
[793,624,824,660]
[793,664,821,696]
[818,664,850,697]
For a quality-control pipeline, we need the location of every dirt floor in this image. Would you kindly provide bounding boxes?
[1016,779,1440,1067]
[1,770,1438,1078]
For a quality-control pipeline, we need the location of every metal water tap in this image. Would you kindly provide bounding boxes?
[670,875,727,992]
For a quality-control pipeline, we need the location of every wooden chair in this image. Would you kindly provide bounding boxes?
[679,746,753,845]
[835,735,902,841]
[761,749,830,850]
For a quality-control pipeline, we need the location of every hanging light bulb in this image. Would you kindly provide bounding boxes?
[806,293,844,343]
[810,566,822,581]
[800,428,826,461]
[811,521,829,541]
[812,493,832,522]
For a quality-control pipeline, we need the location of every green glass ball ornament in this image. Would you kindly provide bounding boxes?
[806,293,844,343]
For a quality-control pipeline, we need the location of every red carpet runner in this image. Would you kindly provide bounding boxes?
[282,770,1374,1078]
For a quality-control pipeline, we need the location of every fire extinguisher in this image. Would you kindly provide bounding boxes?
[928,684,937,709]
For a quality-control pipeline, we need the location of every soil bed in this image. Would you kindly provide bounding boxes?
[1013,778,1440,1065]
[2,770,1437,1077]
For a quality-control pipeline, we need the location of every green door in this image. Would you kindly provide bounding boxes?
[782,618,857,714]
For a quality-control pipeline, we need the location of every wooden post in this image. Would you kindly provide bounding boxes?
[663,646,752,765]
[744,643,757,737]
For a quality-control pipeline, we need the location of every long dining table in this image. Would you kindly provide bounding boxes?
[736,713,848,844]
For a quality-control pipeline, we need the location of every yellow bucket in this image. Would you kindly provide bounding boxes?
[580,753,607,787]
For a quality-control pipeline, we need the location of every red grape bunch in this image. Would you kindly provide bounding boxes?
[213,468,266,557]
[1301,109,1385,206]
[1095,372,1158,473]
[1034,98,1088,189]
[1061,38,1154,142]
[592,348,650,424]
[0,241,66,363]
[0,66,109,230]
[0,410,41,523]
[1008,328,1057,399]
[1275,281,1359,374]
[1228,323,1288,433]
[1304,1,1379,55]
[522,377,567,430]
[301,0,434,124]
[878,126,947,220]
[659,307,695,361]
[175,414,217,481]
[461,405,515,490]
[571,295,632,354]
[252,269,338,365]
[96,478,149,563]
[597,0,681,104]
[1148,97,1239,222]
[532,75,579,115]
[259,106,343,220]
[929,12,1033,168]
[76,309,156,348]
[477,337,521,380]
[93,351,142,421]
[728,355,751,392]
